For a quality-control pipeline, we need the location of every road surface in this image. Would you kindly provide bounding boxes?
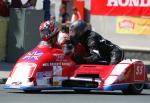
[0,86,150,103]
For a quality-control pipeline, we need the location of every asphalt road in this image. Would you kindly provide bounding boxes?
[0,86,150,103]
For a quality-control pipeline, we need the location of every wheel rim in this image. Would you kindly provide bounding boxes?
[133,83,144,90]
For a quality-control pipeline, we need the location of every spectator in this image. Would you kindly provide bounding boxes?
[10,0,22,8]
[22,0,37,9]
[71,6,81,23]
[50,16,56,21]
[59,4,70,24]
[0,0,9,17]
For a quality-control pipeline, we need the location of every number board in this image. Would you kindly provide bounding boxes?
[134,62,145,81]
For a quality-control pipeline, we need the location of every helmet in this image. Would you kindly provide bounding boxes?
[69,20,88,44]
[39,20,59,41]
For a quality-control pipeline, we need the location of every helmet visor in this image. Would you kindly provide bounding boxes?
[69,26,79,45]
[69,26,76,38]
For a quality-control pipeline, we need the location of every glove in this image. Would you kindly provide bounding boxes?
[71,55,86,64]
[63,44,74,55]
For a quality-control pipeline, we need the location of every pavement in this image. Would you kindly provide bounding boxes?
[0,60,150,84]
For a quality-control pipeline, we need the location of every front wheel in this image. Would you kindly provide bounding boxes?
[122,83,144,95]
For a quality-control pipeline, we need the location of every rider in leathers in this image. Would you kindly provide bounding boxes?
[64,20,124,65]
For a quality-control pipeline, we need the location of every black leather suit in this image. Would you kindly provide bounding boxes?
[64,30,124,65]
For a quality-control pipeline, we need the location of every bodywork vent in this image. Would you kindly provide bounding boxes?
[76,74,99,78]
[62,80,98,88]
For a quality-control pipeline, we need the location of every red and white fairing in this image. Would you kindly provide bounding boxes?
[5,41,148,94]
[71,59,147,90]
[6,41,76,88]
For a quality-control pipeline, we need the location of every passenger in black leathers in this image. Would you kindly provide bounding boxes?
[64,20,124,65]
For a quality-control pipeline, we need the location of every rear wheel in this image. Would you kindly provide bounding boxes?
[122,83,144,95]
[24,90,41,93]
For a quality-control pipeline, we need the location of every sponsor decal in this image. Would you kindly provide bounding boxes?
[43,71,51,77]
[53,54,65,62]
[52,77,65,86]
[43,62,70,66]
[23,51,43,61]
[36,71,52,79]
[53,66,62,76]
[12,82,22,85]
[119,20,135,29]
[36,72,43,79]
[36,70,63,86]
[53,81,60,86]
[42,54,70,66]
[91,0,150,16]
[116,16,150,35]
[107,0,150,7]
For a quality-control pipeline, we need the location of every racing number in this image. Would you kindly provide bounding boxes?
[134,64,145,81]
[136,66,143,76]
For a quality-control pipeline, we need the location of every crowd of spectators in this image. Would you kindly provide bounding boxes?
[1,0,81,22]
[58,3,81,24]
[58,3,81,33]
[0,0,38,17]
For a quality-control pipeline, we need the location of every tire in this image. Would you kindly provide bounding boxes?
[122,83,144,95]
[24,90,41,93]
[74,89,90,93]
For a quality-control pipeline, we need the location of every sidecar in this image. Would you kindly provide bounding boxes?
[4,41,149,94]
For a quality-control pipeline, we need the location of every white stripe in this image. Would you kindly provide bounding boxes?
[105,63,129,85]
[111,64,129,75]
[105,76,118,85]
[120,59,140,64]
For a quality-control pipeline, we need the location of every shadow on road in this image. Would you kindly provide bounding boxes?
[7,90,150,96]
